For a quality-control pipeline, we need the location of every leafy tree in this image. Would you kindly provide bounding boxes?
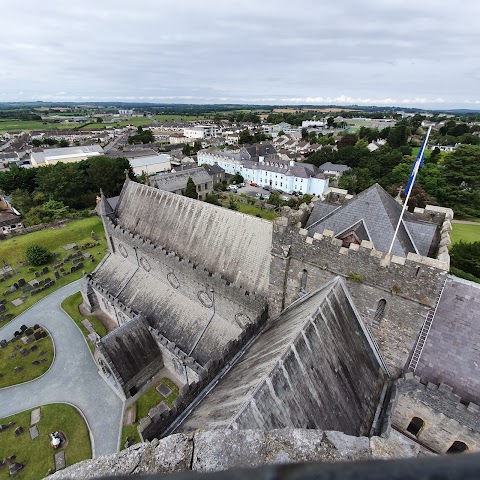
[387,125,410,148]
[205,193,220,205]
[87,156,133,197]
[0,167,38,195]
[43,199,69,220]
[183,177,198,199]
[450,241,480,280]
[25,244,52,266]
[182,144,192,156]
[267,191,281,207]
[214,182,227,191]
[231,172,244,184]
[327,117,335,128]
[337,133,358,149]
[9,189,34,214]
[239,129,253,144]
[440,145,480,216]
[96,117,103,123]
[301,128,308,139]
[31,139,42,147]
[59,139,70,148]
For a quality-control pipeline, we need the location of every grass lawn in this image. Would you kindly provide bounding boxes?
[219,199,276,221]
[411,146,432,159]
[120,378,179,448]
[0,329,53,388]
[0,404,91,480]
[61,292,107,351]
[450,223,480,245]
[0,217,107,327]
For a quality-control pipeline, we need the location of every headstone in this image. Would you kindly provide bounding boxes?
[28,279,39,287]
[14,426,25,435]
[0,304,6,312]
[20,348,29,356]
[8,462,24,476]
[17,279,26,287]
[0,299,6,305]
[34,271,40,278]
[20,325,27,332]
[39,350,46,357]
[62,243,76,251]
[54,451,66,471]
[34,324,40,330]
[34,331,42,341]
[0,339,7,348]
[32,360,41,365]
[31,408,41,425]
[29,425,39,440]
[157,383,173,397]
[21,336,30,345]
[14,366,24,374]
[30,345,38,352]
[12,298,24,307]
[25,328,33,336]
[42,267,49,274]
[8,353,16,359]
[54,271,61,280]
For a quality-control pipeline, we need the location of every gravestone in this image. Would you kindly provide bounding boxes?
[8,353,16,359]
[20,348,29,356]
[54,451,66,471]
[34,331,42,341]
[54,271,61,280]
[14,367,24,374]
[42,267,49,275]
[29,425,39,440]
[0,299,6,305]
[39,351,46,357]
[14,426,24,435]
[0,304,6,313]
[34,324,40,330]
[0,339,7,348]
[32,360,41,366]
[34,271,40,278]
[21,337,30,345]
[28,279,39,287]
[11,298,23,307]
[25,328,33,336]
[20,325,27,332]
[8,462,24,476]
[17,279,26,287]
[157,383,173,398]
[30,345,38,352]
[30,408,41,425]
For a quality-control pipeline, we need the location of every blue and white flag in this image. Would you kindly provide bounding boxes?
[404,126,432,195]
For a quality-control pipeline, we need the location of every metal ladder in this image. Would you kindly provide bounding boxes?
[408,277,447,372]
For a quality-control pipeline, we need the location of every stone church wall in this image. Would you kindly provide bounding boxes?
[389,374,480,453]
[270,212,448,376]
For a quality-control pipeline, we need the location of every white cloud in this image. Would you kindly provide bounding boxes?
[0,0,479,109]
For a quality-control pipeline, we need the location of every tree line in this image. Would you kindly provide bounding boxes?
[0,157,133,225]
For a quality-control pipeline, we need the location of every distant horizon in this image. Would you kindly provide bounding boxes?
[1,100,480,114]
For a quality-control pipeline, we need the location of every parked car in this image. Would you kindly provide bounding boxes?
[227,184,237,190]
[281,195,289,201]
[276,189,284,194]
[255,192,263,198]
[263,185,272,191]
[250,182,259,187]
[237,183,246,188]
[263,194,270,200]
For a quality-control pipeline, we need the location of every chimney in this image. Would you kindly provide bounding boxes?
[289,160,295,167]
[259,156,265,164]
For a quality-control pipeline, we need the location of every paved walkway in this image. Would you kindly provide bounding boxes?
[0,280,124,457]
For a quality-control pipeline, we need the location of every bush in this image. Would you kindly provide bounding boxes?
[450,241,480,279]
[25,244,52,266]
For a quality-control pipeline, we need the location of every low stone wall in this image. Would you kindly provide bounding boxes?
[50,428,423,479]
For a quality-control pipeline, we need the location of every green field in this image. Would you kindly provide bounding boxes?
[0,331,53,388]
[0,217,107,325]
[153,114,208,124]
[450,223,480,245]
[0,404,91,480]
[80,118,153,130]
[0,120,79,133]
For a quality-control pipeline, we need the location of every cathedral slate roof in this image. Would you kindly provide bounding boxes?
[306,184,438,257]
[415,276,480,404]
[179,277,387,435]
[114,180,273,295]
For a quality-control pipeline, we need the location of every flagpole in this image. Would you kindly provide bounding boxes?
[386,126,432,258]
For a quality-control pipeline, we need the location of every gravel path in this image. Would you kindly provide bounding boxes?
[0,280,124,457]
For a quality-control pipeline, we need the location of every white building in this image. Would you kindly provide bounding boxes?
[30,145,104,166]
[198,149,328,196]
[183,125,218,139]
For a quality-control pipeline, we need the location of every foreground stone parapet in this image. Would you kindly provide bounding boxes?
[50,428,422,479]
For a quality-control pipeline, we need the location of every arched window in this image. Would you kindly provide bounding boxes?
[446,441,468,454]
[406,417,424,437]
[300,269,308,292]
[373,299,387,324]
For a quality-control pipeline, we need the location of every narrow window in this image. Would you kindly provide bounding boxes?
[373,299,387,323]
[300,269,308,292]
[406,417,424,437]
[446,441,468,454]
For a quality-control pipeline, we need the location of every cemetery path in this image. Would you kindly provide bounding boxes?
[0,280,124,457]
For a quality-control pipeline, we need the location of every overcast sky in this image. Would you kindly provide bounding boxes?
[1,0,479,108]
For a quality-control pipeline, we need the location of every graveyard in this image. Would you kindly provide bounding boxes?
[0,217,107,326]
[121,378,179,449]
[0,404,91,479]
[0,325,54,388]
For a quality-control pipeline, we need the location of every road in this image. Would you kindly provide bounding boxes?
[0,280,124,457]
